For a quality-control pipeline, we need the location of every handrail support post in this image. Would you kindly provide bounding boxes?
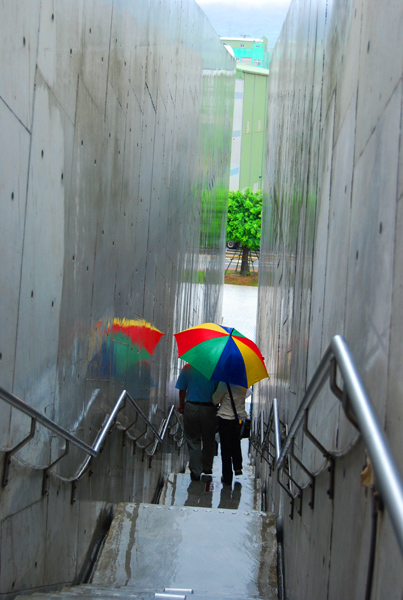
[330,357,359,430]
[71,480,77,505]
[3,418,36,487]
[304,410,335,500]
[291,439,315,510]
[277,470,294,519]
[330,357,343,400]
[42,441,70,496]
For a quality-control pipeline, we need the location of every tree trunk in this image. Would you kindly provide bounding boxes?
[240,246,249,275]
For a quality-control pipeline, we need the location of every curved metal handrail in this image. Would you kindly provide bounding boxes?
[0,385,97,458]
[253,335,403,555]
[0,385,185,489]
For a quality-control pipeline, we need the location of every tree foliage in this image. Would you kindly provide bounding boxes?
[226,188,262,275]
[226,188,262,252]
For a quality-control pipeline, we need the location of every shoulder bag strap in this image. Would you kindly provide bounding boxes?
[226,382,239,421]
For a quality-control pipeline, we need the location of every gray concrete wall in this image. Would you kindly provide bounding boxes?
[254,0,403,597]
[0,0,235,595]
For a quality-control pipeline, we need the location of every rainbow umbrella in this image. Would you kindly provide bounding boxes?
[174,322,269,388]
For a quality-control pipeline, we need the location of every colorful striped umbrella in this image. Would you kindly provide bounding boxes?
[174,322,269,388]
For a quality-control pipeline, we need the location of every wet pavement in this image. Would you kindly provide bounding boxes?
[92,502,277,599]
[159,439,262,512]
[222,284,258,343]
[92,441,277,599]
[89,441,278,599]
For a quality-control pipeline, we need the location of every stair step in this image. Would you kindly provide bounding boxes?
[18,585,272,600]
[16,586,275,600]
[92,503,277,599]
[56,587,148,598]
[63,586,142,596]
[17,592,147,600]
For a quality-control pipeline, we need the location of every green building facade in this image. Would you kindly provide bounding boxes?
[229,64,269,193]
[221,37,271,70]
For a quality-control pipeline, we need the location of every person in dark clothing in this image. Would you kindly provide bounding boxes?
[176,364,218,481]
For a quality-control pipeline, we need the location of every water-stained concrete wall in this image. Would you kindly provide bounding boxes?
[255,0,403,597]
[0,0,235,595]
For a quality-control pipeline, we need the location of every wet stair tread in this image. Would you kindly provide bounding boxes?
[92,502,277,599]
[16,498,277,600]
[16,455,277,600]
[18,587,273,600]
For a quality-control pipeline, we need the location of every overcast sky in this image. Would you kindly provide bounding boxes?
[195,0,292,48]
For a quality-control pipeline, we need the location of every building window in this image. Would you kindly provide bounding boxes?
[236,56,240,61]
[255,45,260,49]
[254,60,261,66]
[240,43,245,48]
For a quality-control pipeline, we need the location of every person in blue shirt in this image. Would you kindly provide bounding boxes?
[176,363,218,481]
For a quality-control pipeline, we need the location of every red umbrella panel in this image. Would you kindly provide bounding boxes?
[174,322,269,388]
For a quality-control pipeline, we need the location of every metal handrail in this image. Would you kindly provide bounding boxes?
[273,397,281,463]
[0,385,97,457]
[0,385,185,488]
[265,334,403,554]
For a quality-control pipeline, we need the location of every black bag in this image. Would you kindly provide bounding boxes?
[239,417,251,439]
[226,383,250,440]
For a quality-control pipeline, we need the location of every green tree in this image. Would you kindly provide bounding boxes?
[227,188,262,275]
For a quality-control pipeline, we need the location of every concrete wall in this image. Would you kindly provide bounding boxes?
[0,0,235,595]
[254,0,403,598]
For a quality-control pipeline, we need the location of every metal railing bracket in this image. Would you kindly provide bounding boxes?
[42,441,70,496]
[3,418,36,487]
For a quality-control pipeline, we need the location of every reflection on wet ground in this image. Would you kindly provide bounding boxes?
[93,439,277,599]
[159,439,261,511]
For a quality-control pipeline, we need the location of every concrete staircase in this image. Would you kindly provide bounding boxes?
[17,450,278,600]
